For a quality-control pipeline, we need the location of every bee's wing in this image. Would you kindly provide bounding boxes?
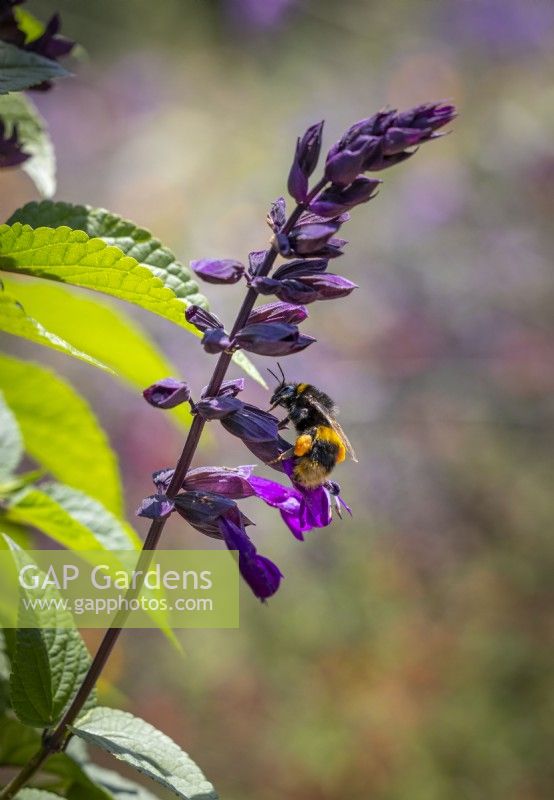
[309,397,358,462]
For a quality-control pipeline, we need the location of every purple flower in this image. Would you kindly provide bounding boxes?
[251,263,357,305]
[136,494,175,520]
[202,328,232,354]
[288,120,324,203]
[191,258,245,285]
[325,102,457,181]
[275,220,344,259]
[233,322,316,356]
[185,305,224,333]
[247,301,308,325]
[195,396,243,419]
[219,514,282,601]
[267,197,287,232]
[173,490,244,538]
[310,178,381,218]
[220,402,280,442]
[201,377,245,398]
[248,250,269,276]
[143,378,191,409]
[183,465,256,498]
[0,121,29,168]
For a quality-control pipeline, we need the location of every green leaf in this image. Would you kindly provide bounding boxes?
[0,285,110,371]
[3,482,141,551]
[2,278,191,429]
[0,223,204,332]
[77,764,162,800]
[6,540,94,728]
[0,389,22,481]
[14,8,46,42]
[0,93,55,197]
[0,718,111,800]
[0,353,122,516]
[6,203,266,386]
[0,41,68,94]
[71,707,218,800]
[8,201,207,307]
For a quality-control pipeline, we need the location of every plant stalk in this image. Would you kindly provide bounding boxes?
[0,181,325,800]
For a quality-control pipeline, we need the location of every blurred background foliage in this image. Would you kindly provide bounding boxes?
[1,0,553,798]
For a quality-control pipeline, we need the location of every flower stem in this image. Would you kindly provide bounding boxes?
[0,180,327,799]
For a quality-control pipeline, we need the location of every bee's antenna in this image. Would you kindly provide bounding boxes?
[267,367,281,384]
[277,361,286,383]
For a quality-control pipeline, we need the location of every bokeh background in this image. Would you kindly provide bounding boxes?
[1,1,553,798]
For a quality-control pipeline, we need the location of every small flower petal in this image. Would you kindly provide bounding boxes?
[136,494,175,519]
[183,465,256,498]
[310,177,381,217]
[267,197,287,232]
[202,328,232,354]
[195,396,243,420]
[191,259,245,285]
[247,301,309,326]
[233,322,316,356]
[201,377,245,399]
[219,515,282,600]
[287,120,324,202]
[185,305,224,332]
[220,402,280,443]
[143,378,190,409]
[174,490,239,538]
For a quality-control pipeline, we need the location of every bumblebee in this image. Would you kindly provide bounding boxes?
[268,364,357,488]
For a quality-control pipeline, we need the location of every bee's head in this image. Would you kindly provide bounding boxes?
[269,382,296,410]
[267,363,296,410]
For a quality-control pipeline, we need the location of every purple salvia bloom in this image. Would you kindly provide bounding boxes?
[284,221,342,257]
[248,249,268,276]
[201,377,245,398]
[191,258,245,285]
[325,134,379,187]
[182,465,256,499]
[218,514,282,601]
[247,301,308,325]
[173,490,242,538]
[202,328,232,354]
[143,378,190,409]
[233,322,316,356]
[272,258,328,281]
[152,467,175,493]
[248,475,302,515]
[0,121,29,167]
[309,177,381,218]
[195,396,243,419]
[267,197,287,232]
[185,305,224,333]
[136,494,175,520]
[220,402,280,443]
[287,120,324,203]
[280,458,333,539]
[251,269,357,306]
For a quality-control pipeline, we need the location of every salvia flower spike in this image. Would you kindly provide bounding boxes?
[137,99,455,600]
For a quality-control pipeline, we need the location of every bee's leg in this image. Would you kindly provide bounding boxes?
[277,413,291,430]
[268,446,295,465]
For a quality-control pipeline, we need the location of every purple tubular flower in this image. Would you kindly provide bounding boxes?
[201,377,245,398]
[221,402,281,443]
[279,458,333,539]
[219,514,282,601]
[185,305,224,333]
[0,121,29,167]
[248,249,268,276]
[285,221,342,257]
[251,263,357,305]
[136,494,175,520]
[309,177,381,218]
[202,328,232,354]
[191,258,245,285]
[267,197,287,232]
[326,102,456,179]
[173,490,242,538]
[143,378,190,409]
[247,301,308,325]
[287,120,324,203]
[233,322,316,356]
[182,465,256,499]
[195,396,243,420]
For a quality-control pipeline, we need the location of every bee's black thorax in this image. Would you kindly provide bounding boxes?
[272,382,336,435]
